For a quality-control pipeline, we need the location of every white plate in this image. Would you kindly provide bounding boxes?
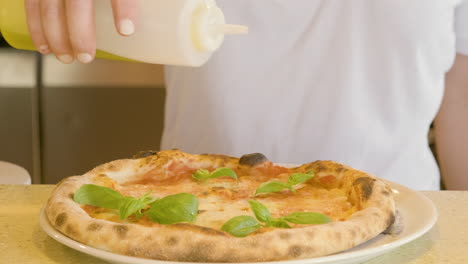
[39,180,437,264]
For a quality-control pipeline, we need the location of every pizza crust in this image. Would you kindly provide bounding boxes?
[45,150,396,262]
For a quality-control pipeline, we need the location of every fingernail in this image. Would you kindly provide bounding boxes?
[119,19,135,35]
[57,54,74,64]
[77,53,93,64]
[39,45,50,54]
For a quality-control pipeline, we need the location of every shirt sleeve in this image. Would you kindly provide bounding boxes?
[456,0,468,55]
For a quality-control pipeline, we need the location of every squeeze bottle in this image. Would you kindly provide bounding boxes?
[0,0,248,66]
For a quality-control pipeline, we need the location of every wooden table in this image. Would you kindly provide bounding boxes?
[0,185,467,263]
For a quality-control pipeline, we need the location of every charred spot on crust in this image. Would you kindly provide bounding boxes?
[195,226,227,236]
[381,189,391,196]
[113,225,129,239]
[251,227,273,235]
[87,223,103,231]
[215,255,240,263]
[166,236,179,246]
[55,213,67,227]
[288,245,305,258]
[180,242,213,262]
[335,232,342,241]
[127,246,160,258]
[334,164,345,174]
[239,153,268,167]
[65,224,79,238]
[171,223,228,236]
[200,154,237,163]
[279,232,292,240]
[55,178,68,187]
[353,226,366,239]
[246,241,259,248]
[132,150,159,159]
[383,210,404,235]
[386,212,396,227]
[302,163,314,172]
[314,161,327,172]
[198,154,238,168]
[353,177,375,200]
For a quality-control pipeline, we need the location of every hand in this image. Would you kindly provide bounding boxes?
[24,0,138,64]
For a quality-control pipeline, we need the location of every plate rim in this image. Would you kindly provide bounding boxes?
[38,181,438,264]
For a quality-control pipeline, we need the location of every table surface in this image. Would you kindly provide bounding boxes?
[0,185,467,264]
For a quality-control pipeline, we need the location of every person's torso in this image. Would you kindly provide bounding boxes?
[163,0,461,190]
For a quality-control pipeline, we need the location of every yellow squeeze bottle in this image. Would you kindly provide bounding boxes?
[0,0,248,66]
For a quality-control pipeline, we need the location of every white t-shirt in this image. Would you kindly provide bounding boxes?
[163,0,468,190]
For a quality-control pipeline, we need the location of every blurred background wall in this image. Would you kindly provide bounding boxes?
[0,35,166,184]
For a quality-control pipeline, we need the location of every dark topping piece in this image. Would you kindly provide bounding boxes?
[132,150,158,159]
[239,153,268,167]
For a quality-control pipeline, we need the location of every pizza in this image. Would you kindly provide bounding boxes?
[44,149,397,262]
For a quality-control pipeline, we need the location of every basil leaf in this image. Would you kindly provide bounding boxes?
[74,185,158,220]
[146,193,199,224]
[73,184,123,209]
[266,219,291,228]
[248,200,271,223]
[209,168,238,180]
[192,167,238,181]
[118,197,147,219]
[192,169,211,181]
[118,192,158,219]
[255,181,290,195]
[221,216,261,237]
[139,192,158,205]
[282,212,332,225]
[287,171,315,186]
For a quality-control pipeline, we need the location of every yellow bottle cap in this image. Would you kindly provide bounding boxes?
[0,0,36,50]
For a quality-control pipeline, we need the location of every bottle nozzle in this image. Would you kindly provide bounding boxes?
[194,3,249,52]
[215,24,249,35]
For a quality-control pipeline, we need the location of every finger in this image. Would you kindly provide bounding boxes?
[65,0,96,64]
[40,0,74,64]
[24,0,50,54]
[111,0,138,36]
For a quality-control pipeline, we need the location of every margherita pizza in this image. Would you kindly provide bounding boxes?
[45,149,397,262]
